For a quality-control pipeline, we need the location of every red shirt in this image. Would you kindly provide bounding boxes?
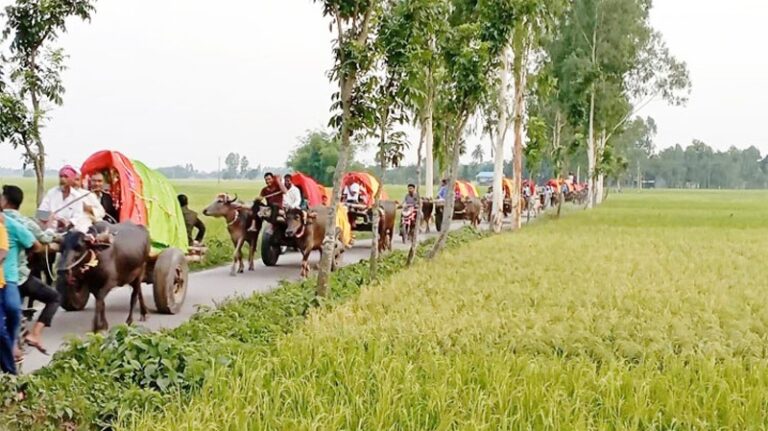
[260,185,283,207]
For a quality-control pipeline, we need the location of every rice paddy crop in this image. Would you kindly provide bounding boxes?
[119,190,768,430]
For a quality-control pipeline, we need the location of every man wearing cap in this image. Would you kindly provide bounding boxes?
[37,165,87,230]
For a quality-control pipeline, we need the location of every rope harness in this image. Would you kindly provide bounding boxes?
[227,209,241,227]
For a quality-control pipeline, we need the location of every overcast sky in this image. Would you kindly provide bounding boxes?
[0,0,766,171]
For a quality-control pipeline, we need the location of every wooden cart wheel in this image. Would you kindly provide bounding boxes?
[261,231,281,266]
[153,248,188,314]
[58,283,89,312]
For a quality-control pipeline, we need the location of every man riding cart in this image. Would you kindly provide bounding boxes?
[255,172,352,275]
[340,172,386,232]
[40,151,204,333]
[434,179,480,231]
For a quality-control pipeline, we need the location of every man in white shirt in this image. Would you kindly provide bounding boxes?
[37,166,87,231]
[282,175,302,210]
[72,171,105,232]
[344,182,361,204]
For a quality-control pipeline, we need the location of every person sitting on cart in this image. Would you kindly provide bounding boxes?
[37,166,87,231]
[249,172,287,231]
[178,194,206,246]
[283,175,302,211]
[343,182,361,205]
[73,171,106,231]
[89,172,119,223]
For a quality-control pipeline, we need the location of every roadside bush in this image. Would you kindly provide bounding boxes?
[0,227,487,430]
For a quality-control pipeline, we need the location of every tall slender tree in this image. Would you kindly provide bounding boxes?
[314,0,380,297]
[3,0,96,205]
[428,0,516,257]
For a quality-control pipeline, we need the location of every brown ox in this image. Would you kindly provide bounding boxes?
[203,193,260,275]
[284,207,344,278]
[420,199,434,233]
[463,197,482,228]
[378,201,397,252]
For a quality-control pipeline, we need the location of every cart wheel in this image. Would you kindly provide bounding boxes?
[153,248,188,314]
[261,231,281,266]
[58,283,90,312]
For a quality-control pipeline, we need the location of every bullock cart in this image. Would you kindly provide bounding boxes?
[55,150,204,315]
[434,180,480,231]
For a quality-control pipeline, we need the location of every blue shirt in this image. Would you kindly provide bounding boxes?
[3,214,35,284]
[437,186,448,200]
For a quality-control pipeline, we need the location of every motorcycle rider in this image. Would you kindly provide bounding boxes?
[401,184,419,238]
[403,184,419,207]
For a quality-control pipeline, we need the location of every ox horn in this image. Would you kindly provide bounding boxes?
[227,193,238,204]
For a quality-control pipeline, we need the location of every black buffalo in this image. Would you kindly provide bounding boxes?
[56,222,151,332]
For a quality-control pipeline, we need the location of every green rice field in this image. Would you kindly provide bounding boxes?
[117,190,768,430]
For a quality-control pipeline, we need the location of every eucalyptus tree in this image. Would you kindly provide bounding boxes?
[427,0,516,257]
[397,0,450,198]
[550,0,689,208]
[366,0,413,279]
[3,0,96,205]
[481,0,565,232]
[314,0,380,297]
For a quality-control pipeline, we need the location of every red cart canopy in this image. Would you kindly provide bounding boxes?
[80,150,147,225]
[290,172,325,207]
[342,172,387,207]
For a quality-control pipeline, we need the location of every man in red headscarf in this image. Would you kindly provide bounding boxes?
[37,165,87,230]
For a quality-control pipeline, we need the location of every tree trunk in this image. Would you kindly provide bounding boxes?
[424,93,435,199]
[369,114,388,280]
[408,123,426,266]
[587,88,596,209]
[29,61,45,206]
[511,44,527,231]
[491,48,510,233]
[595,130,606,205]
[429,118,465,258]
[316,76,355,297]
[34,154,45,205]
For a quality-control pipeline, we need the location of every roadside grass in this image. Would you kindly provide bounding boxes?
[0,177,410,269]
[120,190,768,430]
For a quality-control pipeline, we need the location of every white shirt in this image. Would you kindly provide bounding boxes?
[345,183,361,202]
[80,189,106,220]
[283,185,302,209]
[38,186,87,225]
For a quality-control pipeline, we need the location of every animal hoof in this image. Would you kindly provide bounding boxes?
[139,315,147,322]
[126,318,133,326]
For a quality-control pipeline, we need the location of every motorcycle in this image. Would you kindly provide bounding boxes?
[400,205,417,243]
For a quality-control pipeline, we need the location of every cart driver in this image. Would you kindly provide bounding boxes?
[37,166,87,232]
[249,172,288,231]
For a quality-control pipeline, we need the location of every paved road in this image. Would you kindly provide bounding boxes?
[22,221,480,372]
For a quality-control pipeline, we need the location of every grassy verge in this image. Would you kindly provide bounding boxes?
[117,190,768,430]
[0,227,486,430]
